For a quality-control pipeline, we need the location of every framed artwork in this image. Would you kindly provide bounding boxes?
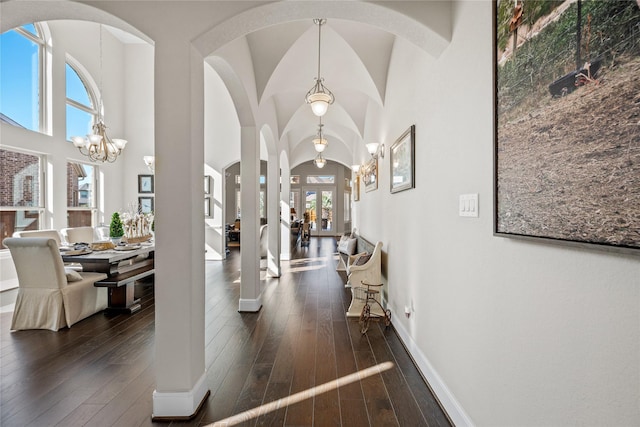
[138,175,154,194]
[138,196,154,214]
[494,1,640,253]
[353,175,360,201]
[390,125,415,194]
[204,175,212,195]
[363,158,378,193]
[204,197,212,218]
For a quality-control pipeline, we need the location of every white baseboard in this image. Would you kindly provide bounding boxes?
[391,318,475,427]
[152,371,209,419]
[238,297,262,312]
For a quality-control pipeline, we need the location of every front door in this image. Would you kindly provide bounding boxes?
[304,188,334,236]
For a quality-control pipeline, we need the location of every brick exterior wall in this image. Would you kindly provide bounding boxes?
[0,149,40,207]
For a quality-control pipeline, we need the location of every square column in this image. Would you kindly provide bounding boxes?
[152,40,208,419]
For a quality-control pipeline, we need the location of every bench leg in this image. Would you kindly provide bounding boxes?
[107,283,141,313]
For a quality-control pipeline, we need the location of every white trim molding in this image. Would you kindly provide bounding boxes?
[238,297,262,312]
[392,319,475,427]
[152,372,209,419]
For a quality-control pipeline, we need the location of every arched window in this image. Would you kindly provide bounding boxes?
[66,60,98,227]
[0,23,47,133]
[65,60,98,142]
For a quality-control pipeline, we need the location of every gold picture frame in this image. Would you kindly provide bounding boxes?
[363,158,378,193]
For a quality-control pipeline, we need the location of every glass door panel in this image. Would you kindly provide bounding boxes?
[304,188,335,236]
[321,190,333,232]
[304,190,317,231]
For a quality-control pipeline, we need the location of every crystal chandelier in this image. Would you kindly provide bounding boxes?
[71,25,127,163]
[305,19,334,117]
[313,117,328,153]
[72,120,127,163]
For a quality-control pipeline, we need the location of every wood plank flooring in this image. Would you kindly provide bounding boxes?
[0,237,451,426]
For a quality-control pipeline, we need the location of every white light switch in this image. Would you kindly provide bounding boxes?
[459,194,479,217]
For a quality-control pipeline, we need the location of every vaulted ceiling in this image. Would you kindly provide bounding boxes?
[207,18,399,168]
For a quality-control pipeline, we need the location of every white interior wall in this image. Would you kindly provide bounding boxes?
[48,21,131,224]
[204,63,241,259]
[354,2,640,425]
[121,42,155,215]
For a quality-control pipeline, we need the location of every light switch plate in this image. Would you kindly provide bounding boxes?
[459,194,479,217]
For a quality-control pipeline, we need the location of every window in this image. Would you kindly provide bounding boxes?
[306,175,335,184]
[67,161,96,227]
[235,175,266,185]
[235,190,241,219]
[0,24,46,133]
[235,190,266,219]
[290,190,300,219]
[66,61,97,142]
[259,190,266,219]
[344,191,351,221]
[0,148,44,240]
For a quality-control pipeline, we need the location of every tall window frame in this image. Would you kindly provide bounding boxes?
[65,57,99,142]
[0,23,49,134]
[67,161,98,227]
[0,148,46,241]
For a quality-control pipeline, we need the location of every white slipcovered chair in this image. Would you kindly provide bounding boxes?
[345,241,385,317]
[13,229,84,271]
[3,237,108,331]
[61,226,96,245]
[13,229,62,246]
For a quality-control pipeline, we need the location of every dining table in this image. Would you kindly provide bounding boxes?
[61,243,155,313]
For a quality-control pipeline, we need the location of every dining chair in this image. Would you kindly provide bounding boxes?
[12,229,63,246]
[61,226,96,245]
[3,237,108,331]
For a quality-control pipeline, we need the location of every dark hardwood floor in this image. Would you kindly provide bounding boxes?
[0,237,451,426]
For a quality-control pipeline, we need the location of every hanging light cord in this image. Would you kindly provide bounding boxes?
[316,19,322,80]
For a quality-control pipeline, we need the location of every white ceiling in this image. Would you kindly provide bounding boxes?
[208,18,399,167]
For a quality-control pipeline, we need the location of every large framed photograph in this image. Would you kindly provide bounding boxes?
[390,125,415,194]
[363,158,378,193]
[138,175,154,194]
[138,196,154,214]
[495,1,640,253]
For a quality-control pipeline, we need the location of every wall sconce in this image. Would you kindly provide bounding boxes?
[143,155,155,172]
[366,142,384,159]
[351,164,362,176]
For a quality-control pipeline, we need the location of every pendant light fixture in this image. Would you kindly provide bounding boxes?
[313,153,327,168]
[305,18,334,117]
[313,117,328,153]
[71,25,128,163]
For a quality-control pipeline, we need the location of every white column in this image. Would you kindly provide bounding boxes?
[266,152,280,277]
[152,40,208,419]
[280,158,292,261]
[239,126,262,312]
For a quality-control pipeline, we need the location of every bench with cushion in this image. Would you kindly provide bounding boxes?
[336,231,386,318]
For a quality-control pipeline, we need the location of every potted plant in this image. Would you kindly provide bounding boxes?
[109,212,124,245]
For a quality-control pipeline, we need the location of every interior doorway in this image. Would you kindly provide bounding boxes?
[303,187,335,236]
